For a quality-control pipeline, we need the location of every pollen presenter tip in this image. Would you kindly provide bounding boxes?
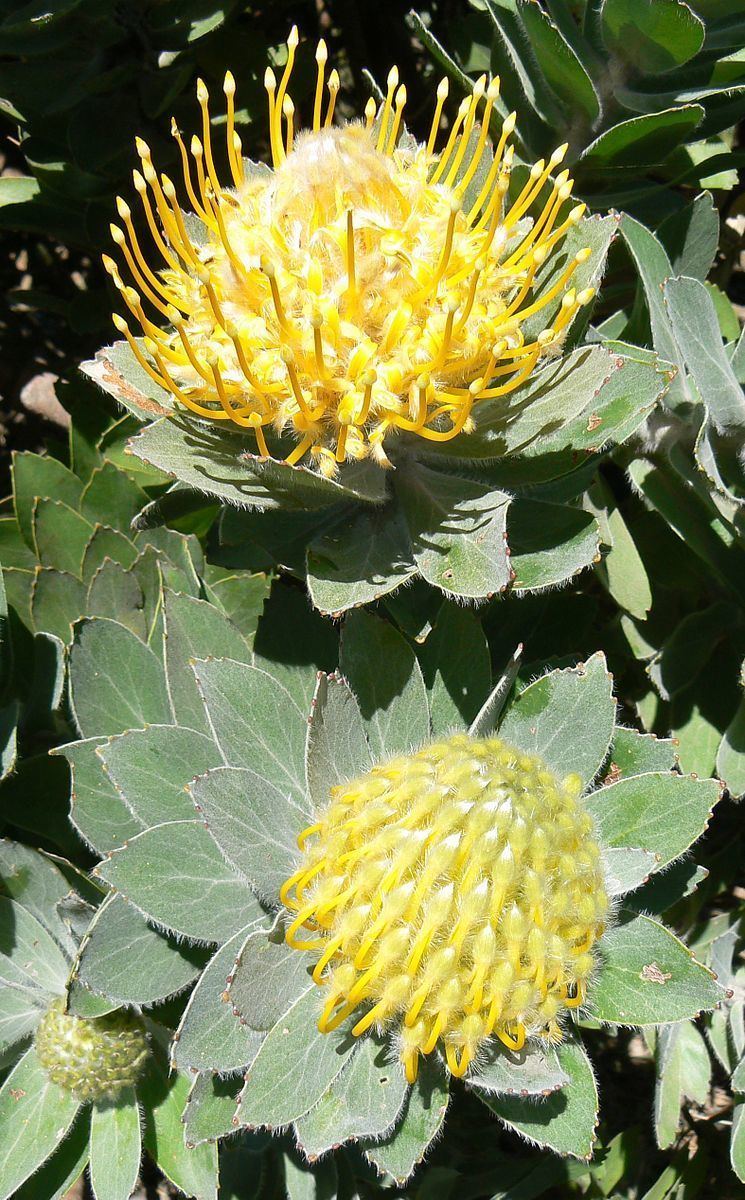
[109,30,591,474]
[281,733,608,1083]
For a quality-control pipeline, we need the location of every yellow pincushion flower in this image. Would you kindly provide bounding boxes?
[280,732,608,1084]
[106,28,594,476]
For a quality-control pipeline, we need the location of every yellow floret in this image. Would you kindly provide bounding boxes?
[281,732,608,1083]
[108,30,594,473]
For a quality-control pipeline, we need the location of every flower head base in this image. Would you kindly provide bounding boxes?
[281,734,608,1083]
[35,998,149,1102]
[108,29,594,476]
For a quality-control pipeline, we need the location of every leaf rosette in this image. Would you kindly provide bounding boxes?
[82,29,673,612]
[58,597,723,1179]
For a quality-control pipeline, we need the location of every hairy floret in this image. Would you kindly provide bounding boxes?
[35,998,149,1102]
[108,30,593,476]
[281,733,608,1082]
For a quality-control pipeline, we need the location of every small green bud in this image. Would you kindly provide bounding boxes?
[35,998,149,1102]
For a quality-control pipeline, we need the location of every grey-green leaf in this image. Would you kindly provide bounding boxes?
[482,1037,598,1159]
[306,672,372,811]
[590,912,722,1025]
[586,772,719,872]
[69,618,171,739]
[339,609,430,758]
[227,926,312,1033]
[173,928,263,1073]
[69,893,203,1011]
[467,1039,568,1097]
[0,1047,81,1200]
[499,652,615,789]
[363,1055,450,1184]
[89,1090,141,1200]
[95,820,265,943]
[193,658,309,809]
[191,766,303,902]
[395,463,512,599]
[294,1034,408,1157]
[163,591,252,737]
[236,987,356,1128]
[100,725,223,827]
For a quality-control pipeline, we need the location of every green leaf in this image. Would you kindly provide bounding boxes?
[163,591,252,737]
[394,463,512,599]
[69,893,204,1011]
[173,928,263,1073]
[603,846,659,897]
[467,1040,568,1097]
[0,895,69,994]
[306,672,372,811]
[665,275,745,502]
[0,517,36,570]
[654,1022,711,1150]
[95,820,265,943]
[12,451,83,549]
[129,415,388,509]
[424,344,625,465]
[52,736,143,854]
[509,500,600,591]
[80,462,148,533]
[339,609,430,758]
[227,925,313,1033]
[732,1102,745,1183]
[483,1037,598,1159]
[0,1047,81,1200]
[100,725,223,827]
[518,0,599,120]
[626,858,708,917]
[419,603,491,735]
[581,106,704,169]
[33,499,92,577]
[208,571,270,644]
[192,766,302,902]
[586,772,719,872]
[193,658,309,809]
[294,1033,408,1157]
[306,502,416,616]
[86,560,147,641]
[139,1046,218,1200]
[69,618,171,739]
[654,602,737,700]
[81,527,138,582]
[89,1090,141,1200]
[362,1055,450,1184]
[657,192,719,281]
[717,694,745,800]
[499,652,615,789]
[469,644,522,737]
[0,984,46,1064]
[235,986,357,1129]
[183,1074,242,1146]
[82,342,173,424]
[589,480,652,620]
[609,728,678,777]
[135,527,202,597]
[30,570,86,643]
[619,215,690,407]
[12,1109,89,1200]
[590,912,722,1025]
[0,840,77,957]
[600,0,705,73]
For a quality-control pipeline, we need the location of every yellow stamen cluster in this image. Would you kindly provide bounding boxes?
[108,28,594,475]
[35,998,149,1102]
[281,734,608,1083]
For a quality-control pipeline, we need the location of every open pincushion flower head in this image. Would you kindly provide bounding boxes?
[105,26,594,476]
[87,29,672,613]
[281,733,607,1083]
